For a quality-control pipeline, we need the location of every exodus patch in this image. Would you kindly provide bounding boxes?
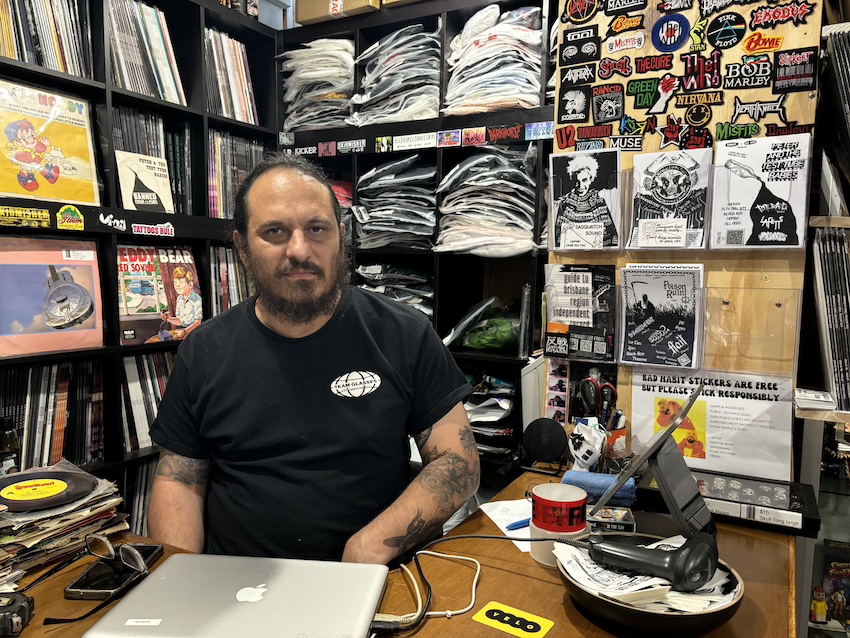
[749,1,814,28]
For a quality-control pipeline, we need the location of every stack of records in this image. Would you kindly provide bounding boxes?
[352,155,436,250]
[824,28,850,183]
[280,39,354,133]
[0,461,126,575]
[444,6,542,115]
[355,264,433,317]
[347,23,441,127]
[434,145,537,257]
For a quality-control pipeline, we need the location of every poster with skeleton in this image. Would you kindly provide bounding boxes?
[629,148,712,248]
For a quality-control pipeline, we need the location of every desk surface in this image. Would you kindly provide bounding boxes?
[17,473,795,637]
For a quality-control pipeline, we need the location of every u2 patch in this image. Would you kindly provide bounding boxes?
[473,602,554,637]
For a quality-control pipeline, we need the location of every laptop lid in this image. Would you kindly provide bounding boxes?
[83,554,388,638]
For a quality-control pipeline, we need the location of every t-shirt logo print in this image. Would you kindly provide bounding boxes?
[330,371,382,398]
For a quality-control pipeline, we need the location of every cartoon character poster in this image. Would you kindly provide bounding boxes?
[0,79,100,206]
[654,396,708,458]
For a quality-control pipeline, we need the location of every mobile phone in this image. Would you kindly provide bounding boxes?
[63,543,163,600]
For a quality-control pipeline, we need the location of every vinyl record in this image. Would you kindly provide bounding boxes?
[0,470,96,512]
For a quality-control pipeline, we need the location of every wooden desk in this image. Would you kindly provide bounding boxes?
[378,473,796,637]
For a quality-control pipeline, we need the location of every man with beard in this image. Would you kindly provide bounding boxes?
[147,154,479,565]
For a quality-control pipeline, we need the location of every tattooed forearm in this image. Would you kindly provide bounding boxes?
[415,453,481,514]
[383,509,443,553]
[155,451,210,486]
[414,426,432,450]
[459,425,476,457]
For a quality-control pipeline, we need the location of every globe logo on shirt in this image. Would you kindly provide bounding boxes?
[330,371,382,398]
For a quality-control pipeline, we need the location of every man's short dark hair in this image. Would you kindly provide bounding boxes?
[233,152,341,237]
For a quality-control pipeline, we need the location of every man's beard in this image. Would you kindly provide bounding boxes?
[243,242,350,325]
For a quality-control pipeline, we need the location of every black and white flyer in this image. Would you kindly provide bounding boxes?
[711,133,811,249]
[115,150,174,214]
[550,149,621,251]
[629,148,712,249]
[620,264,703,368]
[544,264,616,362]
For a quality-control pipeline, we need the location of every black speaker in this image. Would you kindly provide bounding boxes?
[523,418,568,463]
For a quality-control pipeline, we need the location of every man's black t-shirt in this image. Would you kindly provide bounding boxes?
[150,287,471,560]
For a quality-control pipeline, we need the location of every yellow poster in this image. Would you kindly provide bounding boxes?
[0,79,100,206]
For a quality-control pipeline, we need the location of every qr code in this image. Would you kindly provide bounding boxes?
[727,230,744,245]
[677,353,692,367]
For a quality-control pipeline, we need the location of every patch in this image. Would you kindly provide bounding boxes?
[578,124,614,138]
[682,126,714,148]
[437,130,461,147]
[592,84,625,123]
[562,0,601,24]
[610,135,644,150]
[652,15,691,53]
[699,0,760,19]
[555,125,578,149]
[765,121,812,136]
[487,125,524,144]
[131,221,175,236]
[473,602,554,638]
[707,13,746,49]
[724,55,772,88]
[741,31,783,54]
[731,94,787,123]
[577,140,606,150]
[606,0,648,14]
[715,121,761,140]
[598,56,634,79]
[98,211,127,231]
[772,47,817,93]
[293,145,317,156]
[0,205,49,228]
[685,103,713,126]
[749,1,814,28]
[561,26,601,65]
[525,121,555,140]
[561,63,597,87]
[330,371,382,398]
[559,85,593,123]
[689,17,709,52]
[606,13,646,38]
[56,205,84,231]
[659,115,688,147]
[627,74,680,113]
[607,31,646,54]
[620,114,659,135]
[680,50,722,92]
[658,0,694,11]
[635,54,674,73]
[676,90,724,106]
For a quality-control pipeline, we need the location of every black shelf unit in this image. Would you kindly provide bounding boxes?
[0,0,276,510]
[278,0,559,463]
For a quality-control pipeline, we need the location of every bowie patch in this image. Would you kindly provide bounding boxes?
[772,46,817,93]
[741,31,783,54]
[559,85,593,123]
[652,15,691,52]
[592,84,625,123]
[606,13,646,38]
[561,26,602,65]
[707,13,746,49]
[749,1,814,28]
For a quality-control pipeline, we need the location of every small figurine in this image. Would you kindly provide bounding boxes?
[832,584,846,623]
[810,586,828,624]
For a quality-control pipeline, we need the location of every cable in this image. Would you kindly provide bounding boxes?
[403,551,481,619]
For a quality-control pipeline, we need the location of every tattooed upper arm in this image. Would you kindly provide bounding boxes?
[155,449,210,486]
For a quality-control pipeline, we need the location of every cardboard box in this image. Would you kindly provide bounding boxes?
[295,0,379,25]
[382,0,425,5]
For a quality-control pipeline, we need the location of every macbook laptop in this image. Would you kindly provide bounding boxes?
[83,554,388,638]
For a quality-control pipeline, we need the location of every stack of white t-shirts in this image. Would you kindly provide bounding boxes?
[352,155,436,250]
[356,264,434,316]
[546,20,558,102]
[280,39,354,132]
[346,23,441,127]
[434,144,538,257]
[444,6,542,115]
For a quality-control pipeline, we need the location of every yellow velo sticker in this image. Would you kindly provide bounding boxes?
[472,601,554,637]
[1,479,68,501]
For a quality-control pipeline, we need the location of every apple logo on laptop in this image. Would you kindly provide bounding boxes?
[236,583,267,603]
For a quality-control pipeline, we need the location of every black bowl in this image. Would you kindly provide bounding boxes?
[556,533,744,638]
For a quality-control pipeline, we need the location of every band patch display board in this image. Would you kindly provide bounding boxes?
[553,0,822,163]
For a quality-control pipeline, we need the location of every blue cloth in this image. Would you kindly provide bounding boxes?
[561,470,636,507]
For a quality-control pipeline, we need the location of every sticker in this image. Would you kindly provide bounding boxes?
[338,139,366,154]
[293,145,317,156]
[317,141,336,157]
[741,31,783,54]
[124,620,163,627]
[610,135,644,150]
[461,127,486,146]
[699,0,760,19]
[561,63,597,87]
[680,50,722,92]
[658,0,694,11]
[715,122,760,140]
[685,103,713,126]
[487,125,524,144]
[560,31,601,65]
[689,17,709,51]
[749,1,814,28]
[627,74,679,113]
[606,0,648,13]
[676,90,724,106]
[56,205,84,231]
[707,13,746,49]
[375,136,393,153]
[1,479,69,501]
[473,602,554,637]
[98,211,127,231]
[559,86,592,123]
[392,132,438,151]
[635,54,674,73]
[652,15,690,53]
[278,132,294,146]
[591,84,625,123]
[131,222,175,237]
[598,56,633,79]
[562,0,601,24]
[765,121,812,136]
[606,13,645,38]
[724,55,772,88]
[607,31,646,54]
[772,47,817,93]
[437,130,461,147]
[0,205,49,227]
[526,122,555,140]
[731,94,787,123]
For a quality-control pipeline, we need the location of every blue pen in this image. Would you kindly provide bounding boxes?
[506,518,531,531]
